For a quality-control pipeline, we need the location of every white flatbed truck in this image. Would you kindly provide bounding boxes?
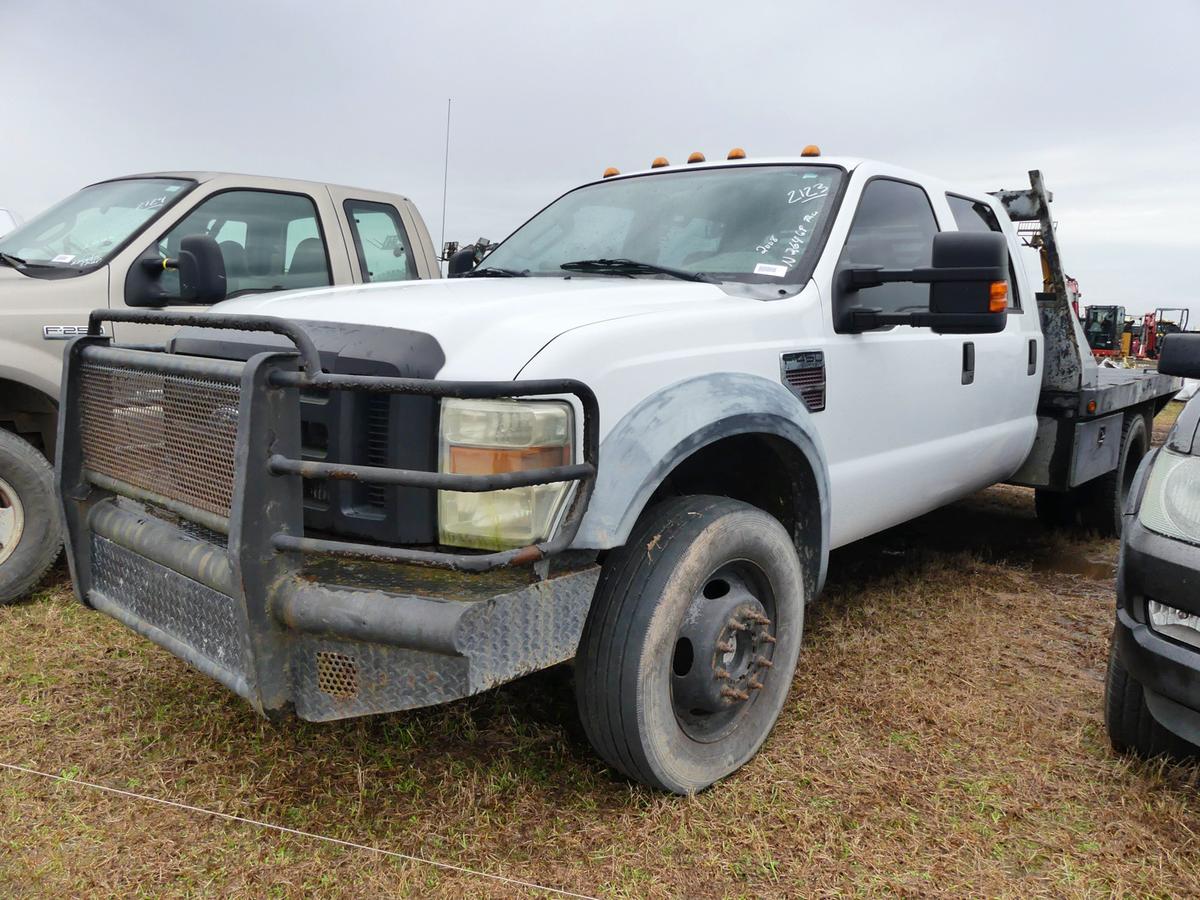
[55,152,1178,793]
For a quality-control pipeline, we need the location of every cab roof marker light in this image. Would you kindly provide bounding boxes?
[651,157,670,168]
[727,147,746,160]
[602,167,620,178]
[687,152,705,164]
[801,145,821,157]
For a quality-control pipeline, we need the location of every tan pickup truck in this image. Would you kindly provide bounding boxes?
[0,172,440,602]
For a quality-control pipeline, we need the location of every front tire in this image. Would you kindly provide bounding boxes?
[575,496,805,794]
[1105,634,1197,760]
[0,430,62,605]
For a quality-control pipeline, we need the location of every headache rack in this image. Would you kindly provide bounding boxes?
[61,308,599,573]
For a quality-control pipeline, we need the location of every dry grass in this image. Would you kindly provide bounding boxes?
[2,408,1198,896]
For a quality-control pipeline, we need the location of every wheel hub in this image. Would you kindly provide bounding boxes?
[0,475,25,567]
[672,569,776,730]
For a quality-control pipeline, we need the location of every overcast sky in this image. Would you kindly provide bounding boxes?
[3,0,1197,316]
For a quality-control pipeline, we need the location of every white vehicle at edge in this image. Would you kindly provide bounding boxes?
[59,152,1179,795]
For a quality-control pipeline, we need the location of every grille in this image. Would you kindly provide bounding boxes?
[91,534,248,678]
[781,351,826,412]
[79,361,241,517]
[316,651,359,698]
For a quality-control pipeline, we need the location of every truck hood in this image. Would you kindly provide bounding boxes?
[212,277,736,378]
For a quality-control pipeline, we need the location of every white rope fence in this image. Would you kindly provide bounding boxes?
[1,761,598,899]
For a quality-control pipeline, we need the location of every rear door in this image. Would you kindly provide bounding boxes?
[325,186,439,281]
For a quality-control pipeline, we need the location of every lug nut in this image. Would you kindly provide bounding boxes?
[747,677,764,691]
[727,619,749,632]
[760,633,777,644]
[716,639,735,653]
[721,686,750,702]
[754,656,774,669]
[715,667,731,681]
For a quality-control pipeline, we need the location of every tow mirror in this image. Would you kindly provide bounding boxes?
[174,234,227,303]
[1158,333,1200,379]
[837,231,1009,335]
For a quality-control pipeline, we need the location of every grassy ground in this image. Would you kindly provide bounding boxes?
[2,404,1197,897]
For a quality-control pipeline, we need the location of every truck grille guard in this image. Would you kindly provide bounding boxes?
[63,308,599,574]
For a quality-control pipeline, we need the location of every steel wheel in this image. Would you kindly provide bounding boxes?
[671,562,778,742]
[0,475,25,567]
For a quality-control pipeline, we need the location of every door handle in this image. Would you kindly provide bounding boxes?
[962,342,975,385]
[1028,338,1038,376]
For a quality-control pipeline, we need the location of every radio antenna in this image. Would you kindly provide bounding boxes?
[439,98,452,266]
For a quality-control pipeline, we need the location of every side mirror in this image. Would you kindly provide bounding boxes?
[837,231,1009,335]
[1158,333,1200,379]
[447,246,478,278]
[175,234,227,303]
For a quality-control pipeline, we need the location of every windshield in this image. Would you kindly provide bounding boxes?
[0,177,193,274]
[480,165,844,284]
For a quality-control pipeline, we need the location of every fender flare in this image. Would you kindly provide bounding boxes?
[573,372,831,594]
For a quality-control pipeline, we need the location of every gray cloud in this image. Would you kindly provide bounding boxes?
[3,0,1197,314]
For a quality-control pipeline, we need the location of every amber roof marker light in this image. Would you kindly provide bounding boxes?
[651,157,670,168]
[687,152,706,164]
[727,147,746,160]
[801,145,821,157]
[602,167,620,178]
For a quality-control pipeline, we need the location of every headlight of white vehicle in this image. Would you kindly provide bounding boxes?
[438,398,574,550]
[1138,449,1200,544]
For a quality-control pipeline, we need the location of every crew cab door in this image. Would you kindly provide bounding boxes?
[817,174,1032,547]
[325,186,439,282]
[107,179,355,345]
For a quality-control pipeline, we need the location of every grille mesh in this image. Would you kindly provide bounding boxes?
[79,361,241,517]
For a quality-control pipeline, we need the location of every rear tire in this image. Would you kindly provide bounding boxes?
[1080,413,1149,537]
[0,430,62,605]
[575,495,805,794]
[1105,634,1197,760]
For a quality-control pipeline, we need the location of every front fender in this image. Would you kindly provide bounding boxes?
[574,372,830,591]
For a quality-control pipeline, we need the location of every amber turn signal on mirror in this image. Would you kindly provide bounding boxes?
[989,281,1008,312]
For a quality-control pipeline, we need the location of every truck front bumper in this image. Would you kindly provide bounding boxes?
[85,498,598,719]
[1114,514,1200,747]
[57,311,600,720]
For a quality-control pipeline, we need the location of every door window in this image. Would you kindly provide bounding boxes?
[156,190,330,298]
[946,194,1022,310]
[838,179,939,320]
[344,200,416,283]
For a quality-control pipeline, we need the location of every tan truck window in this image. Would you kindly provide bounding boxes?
[344,200,415,283]
[157,190,331,298]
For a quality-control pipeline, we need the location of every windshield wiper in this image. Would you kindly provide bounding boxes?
[0,251,65,270]
[560,258,717,283]
[464,266,529,278]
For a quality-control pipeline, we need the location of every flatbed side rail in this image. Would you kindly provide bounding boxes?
[80,309,599,573]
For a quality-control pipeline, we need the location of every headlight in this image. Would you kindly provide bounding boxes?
[438,398,574,550]
[1138,450,1200,544]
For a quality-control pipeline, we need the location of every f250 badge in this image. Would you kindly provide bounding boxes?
[42,325,103,340]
